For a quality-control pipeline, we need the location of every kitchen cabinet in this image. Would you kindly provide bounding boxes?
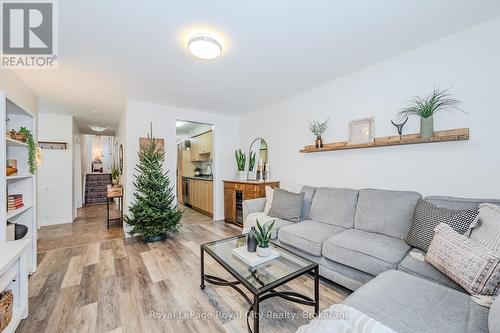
[189,179,213,216]
[191,131,212,161]
[223,180,279,225]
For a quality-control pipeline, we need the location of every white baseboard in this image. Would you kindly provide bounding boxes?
[39,217,73,226]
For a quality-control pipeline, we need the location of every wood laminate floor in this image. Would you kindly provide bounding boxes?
[18,205,349,333]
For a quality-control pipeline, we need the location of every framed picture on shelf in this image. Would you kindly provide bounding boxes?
[349,117,375,144]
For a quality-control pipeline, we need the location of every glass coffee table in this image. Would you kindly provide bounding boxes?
[200,235,319,333]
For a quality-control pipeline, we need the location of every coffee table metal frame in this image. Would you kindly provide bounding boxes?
[200,235,319,333]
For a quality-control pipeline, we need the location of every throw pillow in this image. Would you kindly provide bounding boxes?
[263,186,274,215]
[426,223,500,300]
[468,203,500,252]
[406,198,478,252]
[267,188,305,222]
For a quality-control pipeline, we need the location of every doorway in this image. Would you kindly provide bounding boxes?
[176,120,214,218]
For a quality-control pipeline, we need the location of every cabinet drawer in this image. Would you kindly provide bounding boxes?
[235,184,244,191]
[224,182,235,190]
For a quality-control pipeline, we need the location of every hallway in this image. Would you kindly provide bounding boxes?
[37,204,124,253]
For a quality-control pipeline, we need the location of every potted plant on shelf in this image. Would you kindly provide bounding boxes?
[18,127,38,174]
[111,163,120,185]
[255,220,275,257]
[397,88,465,138]
[308,118,329,148]
[235,149,247,180]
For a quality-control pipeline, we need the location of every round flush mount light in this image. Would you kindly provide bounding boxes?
[89,125,106,132]
[188,35,222,60]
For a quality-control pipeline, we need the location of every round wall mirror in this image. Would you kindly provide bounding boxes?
[119,144,124,173]
[247,138,268,180]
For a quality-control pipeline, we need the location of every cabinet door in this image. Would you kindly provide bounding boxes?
[190,136,199,161]
[224,188,236,222]
[206,181,213,214]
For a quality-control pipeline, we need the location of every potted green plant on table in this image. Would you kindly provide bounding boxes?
[308,118,329,148]
[111,162,120,185]
[255,220,275,257]
[124,131,182,242]
[235,149,247,180]
[397,88,465,138]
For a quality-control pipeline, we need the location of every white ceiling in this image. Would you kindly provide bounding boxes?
[176,121,213,143]
[15,0,500,135]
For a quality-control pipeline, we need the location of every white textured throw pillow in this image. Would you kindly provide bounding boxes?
[264,186,274,214]
[468,203,500,252]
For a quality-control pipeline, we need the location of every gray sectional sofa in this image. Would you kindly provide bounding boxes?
[242,187,500,332]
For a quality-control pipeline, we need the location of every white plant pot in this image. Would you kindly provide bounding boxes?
[237,171,247,180]
[257,246,271,257]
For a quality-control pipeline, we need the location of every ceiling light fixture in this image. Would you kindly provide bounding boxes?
[188,35,222,60]
[176,121,186,128]
[89,125,106,132]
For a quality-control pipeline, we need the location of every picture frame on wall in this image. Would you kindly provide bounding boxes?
[349,117,375,144]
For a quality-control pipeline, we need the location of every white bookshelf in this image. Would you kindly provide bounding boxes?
[0,93,37,274]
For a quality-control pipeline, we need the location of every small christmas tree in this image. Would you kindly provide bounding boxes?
[125,128,182,242]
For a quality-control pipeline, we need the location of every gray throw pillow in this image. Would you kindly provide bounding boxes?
[268,188,305,222]
[406,198,478,252]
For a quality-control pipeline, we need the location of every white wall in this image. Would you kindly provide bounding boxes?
[0,70,38,116]
[239,17,500,199]
[38,113,74,225]
[73,119,82,218]
[124,100,239,232]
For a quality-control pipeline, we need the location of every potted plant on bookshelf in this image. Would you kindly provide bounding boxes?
[308,118,329,148]
[255,220,275,257]
[397,88,465,138]
[18,127,37,174]
[235,149,247,180]
[111,162,120,185]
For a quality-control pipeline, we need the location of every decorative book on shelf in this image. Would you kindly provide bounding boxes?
[300,128,469,153]
[7,194,23,211]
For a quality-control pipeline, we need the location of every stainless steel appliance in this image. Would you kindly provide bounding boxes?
[182,177,190,205]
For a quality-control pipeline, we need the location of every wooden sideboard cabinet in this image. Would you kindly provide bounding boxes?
[223,180,279,225]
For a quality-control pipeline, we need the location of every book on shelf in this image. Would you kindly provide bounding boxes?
[7,194,24,211]
[8,203,24,211]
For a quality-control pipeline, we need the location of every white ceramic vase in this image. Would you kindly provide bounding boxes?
[256,246,271,257]
[237,171,247,180]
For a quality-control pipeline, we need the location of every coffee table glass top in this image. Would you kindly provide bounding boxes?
[203,235,316,292]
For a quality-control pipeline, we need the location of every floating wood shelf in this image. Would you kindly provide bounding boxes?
[300,128,469,153]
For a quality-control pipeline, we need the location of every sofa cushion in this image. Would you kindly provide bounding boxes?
[397,248,463,291]
[263,218,293,240]
[242,212,276,233]
[469,203,500,251]
[309,187,358,228]
[344,270,489,333]
[426,223,500,298]
[278,221,345,257]
[268,188,305,222]
[490,296,500,333]
[323,229,410,276]
[299,185,316,221]
[406,198,478,252]
[355,188,421,239]
[425,195,500,210]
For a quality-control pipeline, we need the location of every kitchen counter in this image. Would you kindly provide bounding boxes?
[182,176,213,181]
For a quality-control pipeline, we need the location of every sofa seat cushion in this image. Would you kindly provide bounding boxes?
[323,229,410,276]
[243,213,292,239]
[278,221,345,256]
[397,248,463,291]
[345,270,489,333]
